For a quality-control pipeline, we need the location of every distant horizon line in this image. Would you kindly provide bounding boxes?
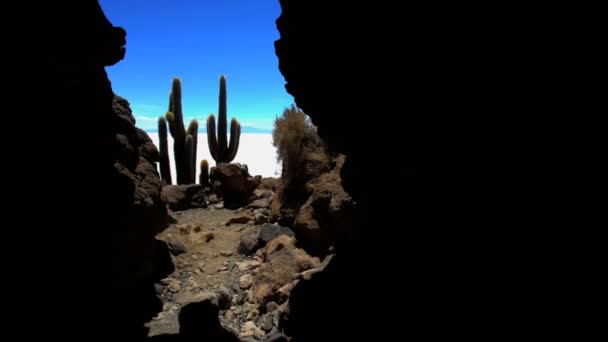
[144,126,272,134]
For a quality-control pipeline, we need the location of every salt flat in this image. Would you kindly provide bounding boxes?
[147,133,282,179]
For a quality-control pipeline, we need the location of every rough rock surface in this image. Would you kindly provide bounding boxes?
[275,0,608,339]
[210,163,261,209]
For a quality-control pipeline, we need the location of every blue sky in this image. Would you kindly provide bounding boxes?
[100,0,293,132]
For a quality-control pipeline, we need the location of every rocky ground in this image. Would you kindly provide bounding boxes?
[147,202,331,341]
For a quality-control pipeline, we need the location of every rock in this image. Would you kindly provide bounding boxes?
[243,302,256,314]
[247,309,260,320]
[236,292,247,305]
[208,194,219,204]
[165,236,187,256]
[240,274,254,289]
[299,268,321,280]
[255,213,269,225]
[173,291,218,306]
[167,282,181,293]
[266,301,279,313]
[210,163,261,209]
[238,232,261,256]
[203,231,214,242]
[247,198,270,209]
[154,283,163,295]
[225,309,234,320]
[213,202,224,209]
[253,189,275,200]
[225,212,253,226]
[239,321,265,339]
[258,223,295,246]
[161,184,207,211]
[253,208,271,217]
[263,331,289,342]
[218,265,229,272]
[237,260,262,272]
[217,285,232,310]
[251,236,320,304]
[261,314,274,331]
[220,250,234,257]
[258,177,281,192]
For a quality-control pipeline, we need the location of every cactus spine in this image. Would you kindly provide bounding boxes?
[158,116,172,185]
[207,75,241,164]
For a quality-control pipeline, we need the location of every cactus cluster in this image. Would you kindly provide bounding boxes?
[158,75,241,185]
[158,77,198,184]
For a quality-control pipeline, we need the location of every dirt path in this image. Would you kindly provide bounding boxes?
[144,200,314,342]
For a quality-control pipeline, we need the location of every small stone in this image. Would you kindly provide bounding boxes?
[266,301,279,313]
[254,214,269,225]
[239,321,262,338]
[167,282,181,293]
[247,308,260,320]
[300,268,320,280]
[261,314,273,331]
[237,260,262,272]
[220,250,234,257]
[214,202,224,209]
[239,274,253,289]
[225,213,253,226]
[166,236,188,255]
[218,266,229,272]
[154,283,163,295]
[217,285,231,310]
[252,208,270,217]
[243,302,257,313]
[225,310,234,320]
[236,292,246,305]
[203,232,214,242]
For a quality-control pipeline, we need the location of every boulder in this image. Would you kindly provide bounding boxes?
[210,163,261,209]
[251,235,320,305]
[161,184,207,211]
[258,223,295,246]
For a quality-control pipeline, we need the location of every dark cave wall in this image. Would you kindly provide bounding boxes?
[4,1,171,339]
[276,0,608,338]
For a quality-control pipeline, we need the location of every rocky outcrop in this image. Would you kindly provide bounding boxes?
[276,0,608,338]
[161,184,207,211]
[271,153,353,256]
[4,2,173,339]
[210,163,261,209]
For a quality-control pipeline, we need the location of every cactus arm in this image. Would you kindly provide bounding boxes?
[184,135,194,184]
[207,114,219,162]
[225,118,241,163]
[199,159,209,186]
[187,119,199,181]
[158,116,172,185]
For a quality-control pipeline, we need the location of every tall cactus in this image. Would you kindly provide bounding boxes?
[187,119,198,183]
[184,135,194,184]
[207,75,241,164]
[158,116,172,185]
[199,159,209,187]
[165,77,199,184]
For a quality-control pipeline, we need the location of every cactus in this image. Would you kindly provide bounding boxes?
[184,135,194,184]
[187,119,198,183]
[207,75,241,164]
[165,77,198,184]
[199,159,209,186]
[158,116,172,185]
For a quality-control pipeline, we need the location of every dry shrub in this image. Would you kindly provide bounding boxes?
[272,104,323,183]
